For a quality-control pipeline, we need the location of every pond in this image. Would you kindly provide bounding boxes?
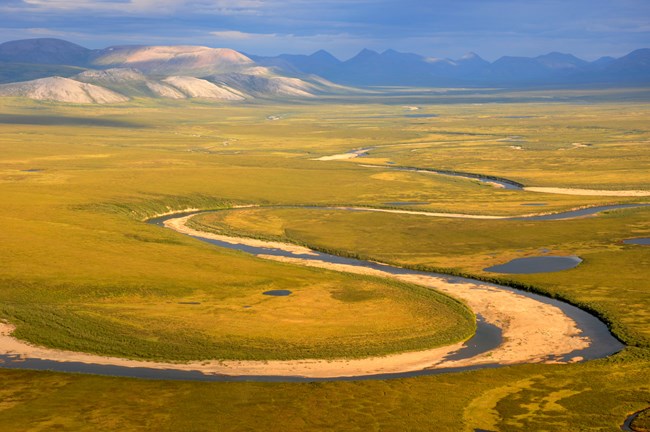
[263,290,293,296]
[623,238,650,245]
[484,256,582,274]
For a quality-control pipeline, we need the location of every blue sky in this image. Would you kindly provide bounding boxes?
[1,0,649,60]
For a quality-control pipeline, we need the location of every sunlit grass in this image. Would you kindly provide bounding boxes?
[0,92,648,430]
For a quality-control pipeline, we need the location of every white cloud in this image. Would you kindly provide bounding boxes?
[24,27,89,37]
[210,30,277,40]
[207,30,376,58]
[19,0,267,15]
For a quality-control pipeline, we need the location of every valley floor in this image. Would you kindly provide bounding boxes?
[0,91,648,430]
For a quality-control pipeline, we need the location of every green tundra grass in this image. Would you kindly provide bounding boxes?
[0,90,648,431]
[191,205,650,346]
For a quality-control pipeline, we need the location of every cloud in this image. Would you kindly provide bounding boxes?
[24,27,90,38]
[16,0,267,15]
[210,30,277,40]
[206,30,378,58]
[1,0,648,59]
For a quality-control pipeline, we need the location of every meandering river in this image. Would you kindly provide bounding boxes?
[0,202,639,381]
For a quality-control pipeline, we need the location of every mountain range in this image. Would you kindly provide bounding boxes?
[252,48,650,87]
[0,38,648,104]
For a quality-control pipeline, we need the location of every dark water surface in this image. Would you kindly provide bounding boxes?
[383,201,430,206]
[621,408,649,432]
[484,256,583,274]
[443,315,501,361]
[623,237,650,245]
[392,166,524,190]
[514,204,649,221]
[263,290,292,296]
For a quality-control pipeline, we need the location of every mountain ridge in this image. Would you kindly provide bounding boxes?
[255,46,650,86]
[0,38,648,104]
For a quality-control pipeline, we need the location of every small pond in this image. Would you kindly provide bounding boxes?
[263,290,293,296]
[484,256,582,274]
[623,238,650,245]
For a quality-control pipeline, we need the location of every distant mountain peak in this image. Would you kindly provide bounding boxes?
[0,38,91,65]
[535,51,587,69]
[460,52,480,60]
[1,37,86,48]
[540,51,569,57]
[536,51,585,61]
[424,56,454,64]
[310,49,340,62]
[624,48,650,58]
[356,48,379,57]
[456,52,489,67]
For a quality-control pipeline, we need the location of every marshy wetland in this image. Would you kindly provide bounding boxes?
[0,90,649,430]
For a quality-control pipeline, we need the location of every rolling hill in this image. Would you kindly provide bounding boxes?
[0,76,129,103]
[0,38,648,104]
[0,39,338,103]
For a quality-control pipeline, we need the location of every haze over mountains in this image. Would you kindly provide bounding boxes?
[0,38,648,104]
[252,48,650,87]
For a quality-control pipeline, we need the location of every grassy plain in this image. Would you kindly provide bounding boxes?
[0,90,648,430]
[0,355,648,431]
[0,101,480,360]
[352,103,650,190]
[192,204,650,346]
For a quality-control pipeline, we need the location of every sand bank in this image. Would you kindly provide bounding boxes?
[524,187,650,197]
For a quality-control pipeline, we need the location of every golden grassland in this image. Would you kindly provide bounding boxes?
[352,103,650,189]
[193,205,650,347]
[0,107,480,360]
[0,92,648,430]
[0,356,648,431]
